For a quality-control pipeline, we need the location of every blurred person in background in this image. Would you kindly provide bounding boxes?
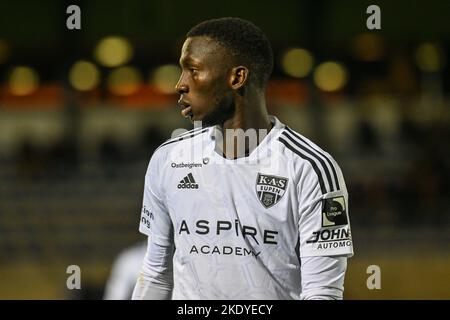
[132,17,353,300]
[103,241,146,300]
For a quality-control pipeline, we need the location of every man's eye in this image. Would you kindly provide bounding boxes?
[189,68,198,74]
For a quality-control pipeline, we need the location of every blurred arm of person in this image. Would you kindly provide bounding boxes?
[132,149,175,300]
[103,241,147,300]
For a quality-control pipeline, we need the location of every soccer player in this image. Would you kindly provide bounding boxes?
[132,17,353,300]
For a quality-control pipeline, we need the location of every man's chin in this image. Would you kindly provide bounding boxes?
[188,113,199,123]
[187,114,205,127]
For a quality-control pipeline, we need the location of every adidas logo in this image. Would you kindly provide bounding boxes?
[177,173,199,189]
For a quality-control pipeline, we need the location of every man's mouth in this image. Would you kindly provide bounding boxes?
[181,106,193,118]
[178,99,193,119]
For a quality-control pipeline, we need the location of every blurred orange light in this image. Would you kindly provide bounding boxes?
[8,66,40,96]
[94,36,134,67]
[151,64,181,94]
[350,33,385,61]
[107,66,142,96]
[281,48,314,78]
[415,42,446,72]
[69,60,101,91]
[313,62,348,92]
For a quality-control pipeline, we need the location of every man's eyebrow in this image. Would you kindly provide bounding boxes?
[179,56,200,67]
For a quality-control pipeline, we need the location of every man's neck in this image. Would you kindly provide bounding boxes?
[215,98,272,159]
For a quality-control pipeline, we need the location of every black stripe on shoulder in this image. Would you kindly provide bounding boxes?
[278,136,327,194]
[163,126,204,144]
[176,126,205,138]
[157,127,209,151]
[285,127,340,191]
[282,130,334,192]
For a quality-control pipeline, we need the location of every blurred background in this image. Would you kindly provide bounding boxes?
[0,0,449,299]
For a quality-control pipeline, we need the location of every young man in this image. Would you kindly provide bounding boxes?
[133,17,353,300]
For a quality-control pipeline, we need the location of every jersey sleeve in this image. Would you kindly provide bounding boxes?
[138,150,173,246]
[297,157,354,258]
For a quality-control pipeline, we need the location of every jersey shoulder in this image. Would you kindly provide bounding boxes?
[276,126,344,194]
[152,126,210,159]
[276,126,334,161]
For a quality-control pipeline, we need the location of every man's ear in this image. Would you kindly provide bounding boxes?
[229,66,249,90]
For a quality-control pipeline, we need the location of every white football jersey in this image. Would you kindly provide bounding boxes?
[138,116,353,299]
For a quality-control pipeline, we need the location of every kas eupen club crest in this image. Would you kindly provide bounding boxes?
[255,173,288,209]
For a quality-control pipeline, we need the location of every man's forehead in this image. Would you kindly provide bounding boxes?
[180,36,224,62]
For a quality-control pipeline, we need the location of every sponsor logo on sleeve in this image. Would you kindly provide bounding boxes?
[305,226,353,250]
[322,196,348,227]
[140,205,154,229]
[305,196,352,250]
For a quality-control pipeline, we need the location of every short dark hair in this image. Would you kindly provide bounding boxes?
[187,17,274,88]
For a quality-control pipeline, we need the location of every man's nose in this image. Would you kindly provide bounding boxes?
[175,74,188,94]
